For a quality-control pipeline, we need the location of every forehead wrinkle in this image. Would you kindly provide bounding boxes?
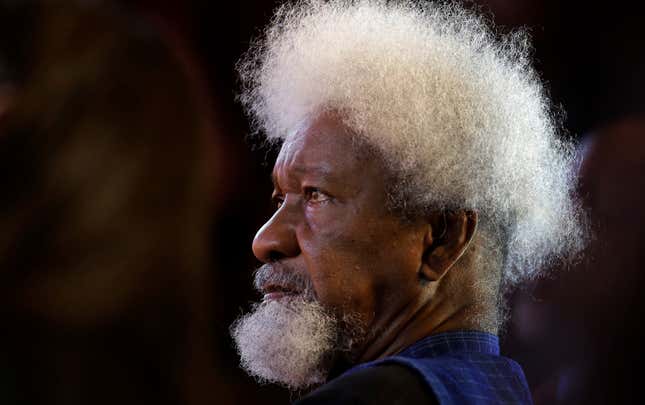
[291,164,334,179]
[273,140,342,184]
[272,117,372,191]
[272,162,343,189]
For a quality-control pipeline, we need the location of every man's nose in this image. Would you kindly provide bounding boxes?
[252,206,300,263]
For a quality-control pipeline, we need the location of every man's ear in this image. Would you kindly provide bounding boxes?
[420,210,478,282]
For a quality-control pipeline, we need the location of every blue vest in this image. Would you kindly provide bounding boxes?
[342,330,533,405]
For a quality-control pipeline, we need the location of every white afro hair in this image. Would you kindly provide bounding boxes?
[238,0,587,289]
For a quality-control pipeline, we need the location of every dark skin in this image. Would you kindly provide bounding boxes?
[252,113,478,366]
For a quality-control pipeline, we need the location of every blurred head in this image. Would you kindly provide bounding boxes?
[0,4,221,404]
[232,0,587,390]
[0,2,216,326]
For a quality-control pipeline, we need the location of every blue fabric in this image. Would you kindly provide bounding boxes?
[342,330,533,405]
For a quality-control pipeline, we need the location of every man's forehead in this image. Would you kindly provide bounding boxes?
[272,138,340,183]
[270,164,336,187]
[271,115,373,184]
[276,116,353,163]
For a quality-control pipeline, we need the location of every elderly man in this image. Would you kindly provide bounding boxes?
[231,1,586,404]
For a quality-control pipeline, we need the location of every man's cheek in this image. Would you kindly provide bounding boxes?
[305,204,367,235]
[301,219,361,254]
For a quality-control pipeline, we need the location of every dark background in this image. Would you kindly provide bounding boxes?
[3,0,645,404]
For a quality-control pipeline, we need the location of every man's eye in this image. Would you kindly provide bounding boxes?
[305,188,331,204]
[272,195,284,208]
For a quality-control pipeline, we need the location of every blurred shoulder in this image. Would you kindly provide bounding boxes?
[293,364,437,405]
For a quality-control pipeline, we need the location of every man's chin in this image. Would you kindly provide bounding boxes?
[231,296,338,390]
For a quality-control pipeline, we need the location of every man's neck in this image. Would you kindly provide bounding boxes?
[354,277,481,363]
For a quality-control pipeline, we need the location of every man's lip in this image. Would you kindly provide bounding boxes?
[261,284,301,300]
[263,291,298,301]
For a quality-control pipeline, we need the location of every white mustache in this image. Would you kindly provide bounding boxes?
[253,263,317,300]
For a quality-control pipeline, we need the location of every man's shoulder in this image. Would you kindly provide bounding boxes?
[293,364,438,405]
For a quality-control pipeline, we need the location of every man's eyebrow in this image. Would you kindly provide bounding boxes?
[292,165,334,177]
[270,165,336,187]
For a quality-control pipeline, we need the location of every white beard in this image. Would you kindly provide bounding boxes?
[230,295,338,389]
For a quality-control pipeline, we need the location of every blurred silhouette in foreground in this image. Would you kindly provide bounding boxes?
[506,113,645,404]
[0,1,226,404]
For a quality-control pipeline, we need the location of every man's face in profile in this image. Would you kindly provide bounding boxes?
[232,114,429,388]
